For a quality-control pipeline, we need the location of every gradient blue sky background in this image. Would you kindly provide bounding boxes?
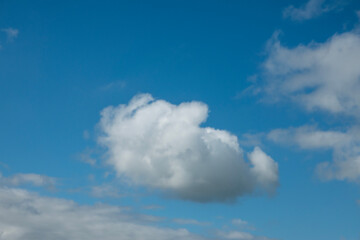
[1,1,360,239]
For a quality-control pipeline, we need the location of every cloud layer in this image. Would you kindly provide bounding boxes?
[0,186,276,240]
[98,94,278,202]
[0,187,204,240]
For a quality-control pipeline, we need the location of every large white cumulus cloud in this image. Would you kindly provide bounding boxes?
[98,94,278,202]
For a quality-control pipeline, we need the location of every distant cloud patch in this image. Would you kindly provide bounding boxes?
[91,184,122,198]
[217,230,273,240]
[268,126,360,182]
[173,218,210,226]
[78,147,97,166]
[142,205,164,210]
[1,27,19,42]
[100,81,126,91]
[232,219,248,226]
[283,0,341,21]
[0,173,56,189]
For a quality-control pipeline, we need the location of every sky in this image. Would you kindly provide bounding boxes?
[0,0,360,239]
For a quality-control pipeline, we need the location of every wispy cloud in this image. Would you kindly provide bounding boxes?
[217,230,274,240]
[0,162,9,170]
[100,81,126,91]
[142,205,164,210]
[268,126,360,182]
[91,184,123,198]
[1,27,19,42]
[0,173,56,189]
[232,219,248,226]
[283,0,343,21]
[173,218,210,226]
[78,147,97,166]
[83,130,91,140]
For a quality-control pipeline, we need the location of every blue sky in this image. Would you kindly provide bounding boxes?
[1,0,360,239]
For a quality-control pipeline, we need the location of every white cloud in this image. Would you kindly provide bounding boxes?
[100,81,126,91]
[268,126,360,181]
[283,0,339,21]
[268,126,353,150]
[256,21,360,183]
[78,148,97,166]
[0,186,205,240]
[221,231,254,240]
[83,130,90,140]
[232,219,248,226]
[218,231,273,240]
[91,184,122,198]
[261,29,360,116]
[173,218,210,226]
[0,173,56,189]
[1,27,19,42]
[248,147,279,193]
[97,94,279,202]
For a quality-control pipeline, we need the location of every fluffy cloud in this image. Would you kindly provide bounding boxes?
[258,24,360,183]
[0,187,204,240]
[98,94,278,202]
[261,29,360,115]
[283,0,337,21]
[268,126,360,181]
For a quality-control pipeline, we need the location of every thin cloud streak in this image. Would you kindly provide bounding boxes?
[1,27,19,42]
[283,0,343,21]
